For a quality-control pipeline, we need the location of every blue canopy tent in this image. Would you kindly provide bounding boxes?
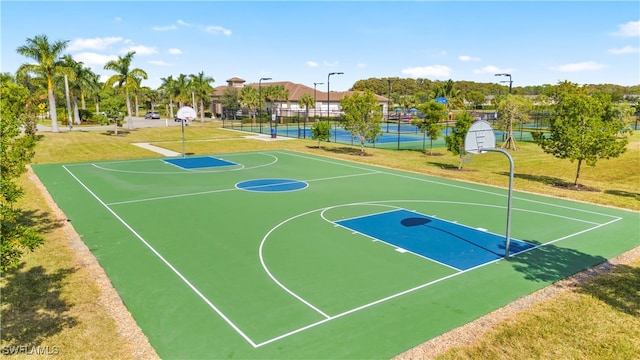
[434,97,449,105]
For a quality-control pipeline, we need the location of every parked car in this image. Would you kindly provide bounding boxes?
[144,111,160,119]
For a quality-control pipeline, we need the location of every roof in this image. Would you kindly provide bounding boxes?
[210,80,388,103]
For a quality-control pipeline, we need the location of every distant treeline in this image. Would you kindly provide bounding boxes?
[350,77,640,101]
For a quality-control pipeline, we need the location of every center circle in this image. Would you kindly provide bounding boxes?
[235,178,308,193]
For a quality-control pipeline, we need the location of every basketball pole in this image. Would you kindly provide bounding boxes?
[483,148,514,258]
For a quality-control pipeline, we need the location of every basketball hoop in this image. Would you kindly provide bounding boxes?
[464,120,514,259]
[459,145,473,164]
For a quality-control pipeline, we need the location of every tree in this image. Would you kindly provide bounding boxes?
[311,120,331,148]
[220,87,240,119]
[16,34,69,132]
[1,78,44,272]
[466,91,486,109]
[413,101,446,154]
[445,111,474,169]
[103,51,148,130]
[298,93,315,125]
[239,86,259,120]
[60,54,84,125]
[159,75,179,118]
[190,72,215,122]
[533,83,632,186]
[340,90,383,154]
[493,94,534,150]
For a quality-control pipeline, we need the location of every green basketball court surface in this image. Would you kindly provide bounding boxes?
[32,150,639,359]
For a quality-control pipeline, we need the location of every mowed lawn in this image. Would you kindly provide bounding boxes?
[2,121,638,359]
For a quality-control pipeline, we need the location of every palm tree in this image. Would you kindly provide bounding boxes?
[190,72,215,121]
[86,72,104,115]
[16,34,69,132]
[299,93,315,125]
[174,73,191,108]
[103,51,148,130]
[159,75,178,118]
[239,86,259,121]
[59,55,83,124]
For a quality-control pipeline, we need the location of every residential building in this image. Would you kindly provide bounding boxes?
[210,77,389,118]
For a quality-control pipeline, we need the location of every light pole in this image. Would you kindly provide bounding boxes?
[312,82,324,139]
[327,72,343,142]
[387,78,392,133]
[495,73,512,94]
[258,77,271,134]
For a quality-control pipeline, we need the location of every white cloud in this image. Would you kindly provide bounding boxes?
[177,20,192,27]
[356,63,366,68]
[459,55,480,62]
[168,48,182,55]
[609,45,640,54]
[121,45,158,56]
[114,17,122,23]
[550,61,607,72]
[68,37,123,51]
[401,65,451,78]
[323,60,339,67]
[204,25,232,36]
[72,52,118,66]
[611,20,640,37]
[473,65,513,75]
[148,60,173,66]
[306,61,319,67]
[153,25,177,31]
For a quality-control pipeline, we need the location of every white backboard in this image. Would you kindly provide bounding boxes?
[176,106,197,120]
[464,120,496,154]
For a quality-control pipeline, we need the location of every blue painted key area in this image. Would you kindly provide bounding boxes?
[336,209,535,271]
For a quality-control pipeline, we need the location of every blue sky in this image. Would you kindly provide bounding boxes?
[2,1,639,91]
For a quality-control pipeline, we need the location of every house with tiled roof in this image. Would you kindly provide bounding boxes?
[210,77,389,118]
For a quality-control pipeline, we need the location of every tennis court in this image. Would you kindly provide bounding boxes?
[32,150,639,359]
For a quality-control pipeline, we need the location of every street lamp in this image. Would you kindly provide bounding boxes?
[387,78,392,133]
[495,73,512,94]
[327,72,343,142]
[312,82,324,139]
[258,77,271,134]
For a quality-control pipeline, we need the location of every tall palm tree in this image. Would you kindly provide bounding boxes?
[299,93,315,124]
[103,51,147,130]
[189,72,215,121]
[59,55,83,124]
[16,34,69,132]
[159,75,178,118]
[174,73,191,108]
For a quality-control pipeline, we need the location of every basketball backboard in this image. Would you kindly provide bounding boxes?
[464,120,496,154]
[176,106,197,121]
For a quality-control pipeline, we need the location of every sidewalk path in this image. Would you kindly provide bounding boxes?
[132,143,181,157]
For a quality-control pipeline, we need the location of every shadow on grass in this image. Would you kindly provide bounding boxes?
[502,172,572,187]
[604,189,640,201]
[1,264,78,347]
[18,209,65,235]
[578,264,640,316]
[102,130,130,136]
[321,147,366,156]
[427,162,475,171]
[508,243,607,283]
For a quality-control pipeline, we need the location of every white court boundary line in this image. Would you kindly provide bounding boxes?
[62,150,626,348]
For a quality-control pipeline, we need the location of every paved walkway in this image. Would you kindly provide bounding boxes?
[131,143,181,157]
